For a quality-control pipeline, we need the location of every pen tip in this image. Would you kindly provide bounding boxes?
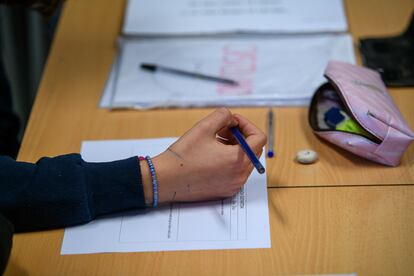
[267,151,274,158]
[140,63,156,72]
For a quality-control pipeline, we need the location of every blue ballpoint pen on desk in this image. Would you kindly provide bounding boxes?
[230,127,265,174]
[267,108,274,158]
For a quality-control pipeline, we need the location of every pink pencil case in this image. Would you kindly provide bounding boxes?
[309,60,414,166]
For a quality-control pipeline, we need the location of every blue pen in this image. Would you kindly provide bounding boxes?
[230,127,265,174]
[267,108,274,158]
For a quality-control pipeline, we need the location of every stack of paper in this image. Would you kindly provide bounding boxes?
[123,0,347,35]
[102,34,355,109]
[101,0,355,109]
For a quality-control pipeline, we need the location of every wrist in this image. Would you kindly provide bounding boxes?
[140,151,185,206]
[152,150,186,204]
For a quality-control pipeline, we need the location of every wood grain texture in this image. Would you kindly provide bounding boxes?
[6,186,414,276]
[17,0,414,187]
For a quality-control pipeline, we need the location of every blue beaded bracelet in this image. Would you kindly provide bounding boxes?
[145,156,158,208]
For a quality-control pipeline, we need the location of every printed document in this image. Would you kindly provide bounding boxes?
[61,138,270,254]
[123,0,347,35]
[102,34,354,109]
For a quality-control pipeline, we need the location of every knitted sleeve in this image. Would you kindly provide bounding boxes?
[0,154,146,232]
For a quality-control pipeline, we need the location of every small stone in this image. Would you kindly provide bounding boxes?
[296,149,318,164]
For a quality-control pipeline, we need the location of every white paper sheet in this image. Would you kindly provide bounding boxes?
[123,0,347,35]
[61,138,270,254]
[102,34,354,109]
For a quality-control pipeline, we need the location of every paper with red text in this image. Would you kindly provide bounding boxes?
[61,138,270,254]
[104,34,354,109]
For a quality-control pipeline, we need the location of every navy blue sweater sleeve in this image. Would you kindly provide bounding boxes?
[0,154,146,232]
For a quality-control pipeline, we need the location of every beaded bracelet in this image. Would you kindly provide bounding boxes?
[139,156,158,208]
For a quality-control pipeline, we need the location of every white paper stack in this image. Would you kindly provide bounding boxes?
[101,0,354,109]
[123,0,347,35]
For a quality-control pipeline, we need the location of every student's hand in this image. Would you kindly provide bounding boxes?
[141,108,266,205]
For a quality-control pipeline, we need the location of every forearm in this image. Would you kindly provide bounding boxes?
[0,154,146,232]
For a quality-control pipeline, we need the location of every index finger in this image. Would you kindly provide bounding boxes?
[197,108,238,137]
[233,114,267,156]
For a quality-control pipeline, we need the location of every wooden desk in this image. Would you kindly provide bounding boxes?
[6,0,414,275]
[18,0,414,188]
[7,186,414,275]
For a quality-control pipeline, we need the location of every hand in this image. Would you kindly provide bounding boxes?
[141,108,266,205]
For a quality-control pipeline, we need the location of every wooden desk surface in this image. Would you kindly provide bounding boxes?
[7,0,414,275]
[7,186,414,275]
[18,0,414,187]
